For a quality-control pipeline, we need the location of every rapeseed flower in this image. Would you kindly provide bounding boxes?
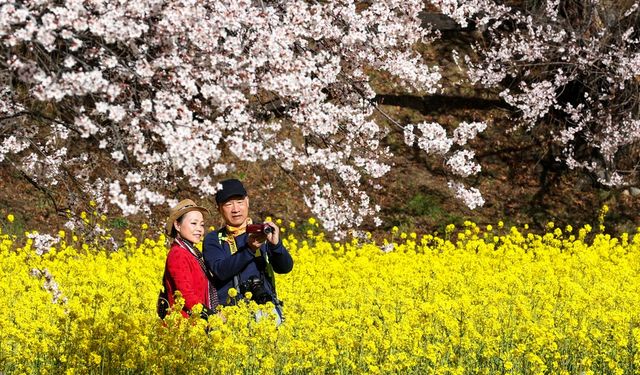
[1,217,639,374]
[228,288,238,298]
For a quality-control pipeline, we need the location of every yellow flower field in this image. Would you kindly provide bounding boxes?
[1,217,639,374]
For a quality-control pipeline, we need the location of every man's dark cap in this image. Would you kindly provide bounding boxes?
[215,179,248,205]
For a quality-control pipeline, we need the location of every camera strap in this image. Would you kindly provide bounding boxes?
[233,274,241,297]
[218,229,240,304]
[262,250,277,296]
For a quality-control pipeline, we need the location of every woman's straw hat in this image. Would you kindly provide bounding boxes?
[165,199,210,236]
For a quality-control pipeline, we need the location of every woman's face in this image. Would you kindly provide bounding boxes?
[175,210,205,243]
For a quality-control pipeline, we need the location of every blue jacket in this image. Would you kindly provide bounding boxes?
[203,228,293,305]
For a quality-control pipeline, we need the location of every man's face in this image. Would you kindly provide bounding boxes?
[218,196,249,227]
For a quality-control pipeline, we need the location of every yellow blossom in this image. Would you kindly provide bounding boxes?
[0,214,638,374]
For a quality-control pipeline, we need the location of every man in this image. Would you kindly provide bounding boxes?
[203,178,293,322]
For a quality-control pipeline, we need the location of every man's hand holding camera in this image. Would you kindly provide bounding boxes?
[246,222,279,253]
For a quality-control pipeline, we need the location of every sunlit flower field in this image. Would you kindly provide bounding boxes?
[1,212,640,374]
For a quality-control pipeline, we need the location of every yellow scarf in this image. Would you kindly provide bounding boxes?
[223,219,260,256]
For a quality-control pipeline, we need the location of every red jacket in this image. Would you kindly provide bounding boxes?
[162,241,211,318]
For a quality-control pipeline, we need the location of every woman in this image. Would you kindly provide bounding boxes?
[157,199,219,319]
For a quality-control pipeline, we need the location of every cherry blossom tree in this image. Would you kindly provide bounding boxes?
[1,0,638,233]
[447,0,640,186]
[1,0,489,232]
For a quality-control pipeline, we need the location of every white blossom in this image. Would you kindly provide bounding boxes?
[30,268,67,304]
[448,181,485,210]
[26,232,59,256]
[453,122,487,146]
[446,150,481,177]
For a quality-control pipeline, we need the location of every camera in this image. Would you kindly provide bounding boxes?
[240,276,273,304]
[246,223,274,235]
